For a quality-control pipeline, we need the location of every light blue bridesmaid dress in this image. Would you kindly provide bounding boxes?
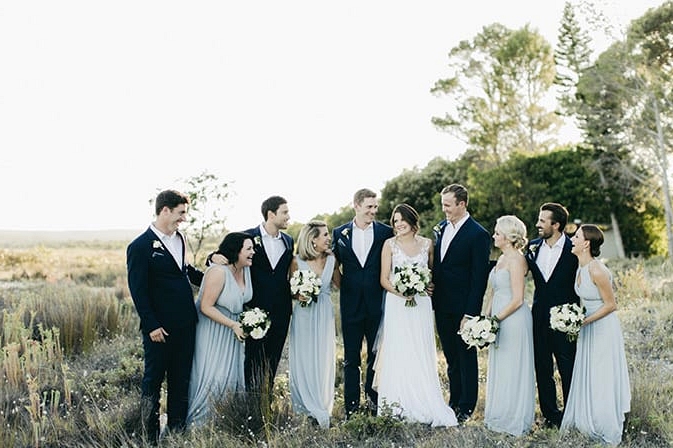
[289,255,336,428]
[186,265,251,426]
[561,261,631,445]
[484,267,536,436]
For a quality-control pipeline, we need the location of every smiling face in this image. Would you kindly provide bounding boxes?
[354,196,378,227]
[270,203,290,230]
[570,227,587,256]
[392,212,413,237]
[158,203,188,234]
[536,210,557,240]
[312,225,331,253]
[237,238,255,267]
[441,192,466,224]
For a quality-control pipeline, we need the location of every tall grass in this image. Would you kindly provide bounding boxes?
[0,247,671,447]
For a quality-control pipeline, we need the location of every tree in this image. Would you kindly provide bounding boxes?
[431,24,561,168]
[573,2,673,259]
[179,171,231,264]
[554,1,593,117]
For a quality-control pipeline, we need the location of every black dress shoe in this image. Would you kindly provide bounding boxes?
[456,412,470,424]
[542,418,561,429]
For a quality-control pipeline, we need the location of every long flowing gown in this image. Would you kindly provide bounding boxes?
[289,255,336,428]
[373,238,457,427]
[484,268,535,436]
[186,265,252,427]
[561,262,631,445]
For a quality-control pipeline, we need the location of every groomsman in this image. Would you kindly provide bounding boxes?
[126,189,204,443]
[242,196,294,395]
[332,188,393,418]
[526,202,579,428]
[431,184,491,423]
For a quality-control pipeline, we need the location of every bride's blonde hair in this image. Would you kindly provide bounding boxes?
[495,215,528,250]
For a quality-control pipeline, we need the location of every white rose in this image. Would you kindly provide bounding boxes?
[250,327,266,339]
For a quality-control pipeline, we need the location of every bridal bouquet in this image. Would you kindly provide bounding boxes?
[238,307,271,340]
[392,263,431,307]
[549,303,585,342]
[458,315,500,349]
[289,269,322,307]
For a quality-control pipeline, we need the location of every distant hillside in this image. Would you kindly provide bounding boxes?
[0,229,140,247]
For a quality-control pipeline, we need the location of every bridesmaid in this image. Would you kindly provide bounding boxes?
[483,215,535,436]
[186,232,254,426]
[561,224,631,445]
[288,220,341,428]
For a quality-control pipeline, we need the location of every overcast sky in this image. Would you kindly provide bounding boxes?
[0,0,665,232]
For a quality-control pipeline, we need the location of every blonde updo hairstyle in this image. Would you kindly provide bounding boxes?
[495,215,528,250]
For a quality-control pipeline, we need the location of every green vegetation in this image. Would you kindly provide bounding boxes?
[0,244,671,447]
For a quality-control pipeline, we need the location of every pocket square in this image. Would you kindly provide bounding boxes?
[338,239,347,247]
[151,251,165,258]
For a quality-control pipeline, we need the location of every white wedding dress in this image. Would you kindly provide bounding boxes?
[373,238,457,427]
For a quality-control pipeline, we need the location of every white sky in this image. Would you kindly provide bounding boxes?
[0,0,665,232]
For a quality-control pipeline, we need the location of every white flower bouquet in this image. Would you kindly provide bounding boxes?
[392,263,431,307]
[238,307,271,340]
[289,269,322,307]
[458,315,500,349]
[549,303,585,342]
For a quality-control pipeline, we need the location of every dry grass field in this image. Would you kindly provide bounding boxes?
[0,233,671,447]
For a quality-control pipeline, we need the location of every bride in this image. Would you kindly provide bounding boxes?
[373,203,457,427]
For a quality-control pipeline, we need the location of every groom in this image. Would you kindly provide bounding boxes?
[526,202,579,428]
[126,189,204,443]
[332,188,393,418]
[431,184,491,423]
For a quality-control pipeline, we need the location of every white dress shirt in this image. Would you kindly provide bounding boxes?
[151,224,183,268]
[352,221,374,267]
[440,212,470,262]
[260,224,285,269]
[536,234,566,281]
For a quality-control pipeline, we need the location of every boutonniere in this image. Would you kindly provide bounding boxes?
[341,228,350,239]
[253,236,262,246]
[526,243,540,259]
[152,240,162,249]
[432,223,445,240]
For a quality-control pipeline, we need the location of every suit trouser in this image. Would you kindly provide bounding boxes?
[141,324,195,441]
[435,311,478,415]
[244,311,291,394]
[532,307,577,424]
[341,315,380,415]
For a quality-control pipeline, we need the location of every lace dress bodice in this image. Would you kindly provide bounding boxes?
[389,237,430,280]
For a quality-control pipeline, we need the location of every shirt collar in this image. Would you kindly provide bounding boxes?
[259,223,282,240]
[150,223,176,240]
[448,212,470,230]
[352,219,373,231]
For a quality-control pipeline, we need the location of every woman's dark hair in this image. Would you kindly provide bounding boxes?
[390,203,420,233]
[216,232,253,265]
[581,224,604,257]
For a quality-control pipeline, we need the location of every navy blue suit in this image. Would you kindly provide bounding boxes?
[526,236,579,426]
[332,221,393,415]
[431,216,491,417]
[126,228,203,440]
[243,226,294,392]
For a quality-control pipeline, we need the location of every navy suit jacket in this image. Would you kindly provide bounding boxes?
[243,226,294,320]
[126,228,202,335]
[431,217,491,316]
[526,236,580,312]
[332,221,394,323]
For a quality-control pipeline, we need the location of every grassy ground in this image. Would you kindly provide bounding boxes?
[0,244,671,447]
